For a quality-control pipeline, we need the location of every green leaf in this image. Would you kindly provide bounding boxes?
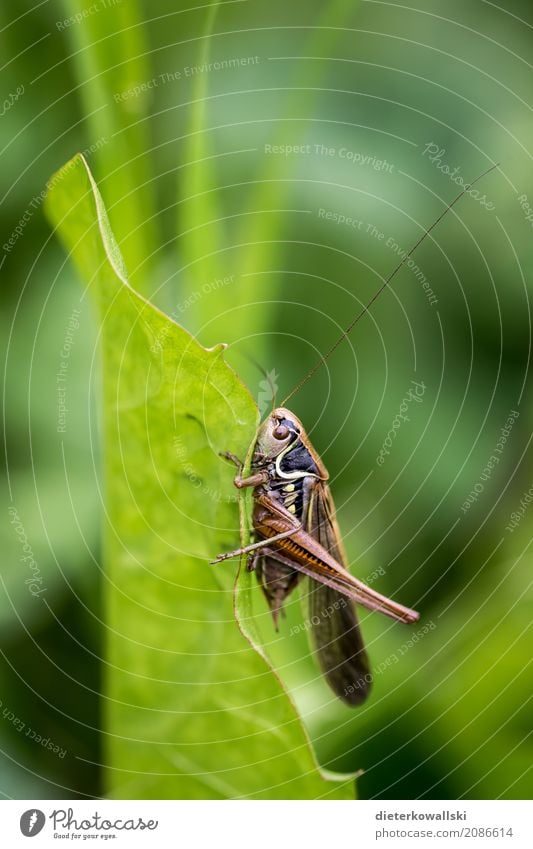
[44,154,355,799]
[60,0,155,291]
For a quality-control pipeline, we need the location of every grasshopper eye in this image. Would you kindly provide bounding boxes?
[273,424,290,440]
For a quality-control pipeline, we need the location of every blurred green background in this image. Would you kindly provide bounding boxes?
[1,0,531,799]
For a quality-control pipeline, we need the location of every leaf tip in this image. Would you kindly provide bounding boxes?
[205,342,228,356]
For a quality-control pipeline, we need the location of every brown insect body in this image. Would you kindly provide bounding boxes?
[216,407,419,706]
[252,408,374,705]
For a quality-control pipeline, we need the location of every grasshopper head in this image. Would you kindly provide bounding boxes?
[253,407,328,478]
[254,407,300,461]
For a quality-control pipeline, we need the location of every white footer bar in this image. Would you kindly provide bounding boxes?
[2,799,531,848]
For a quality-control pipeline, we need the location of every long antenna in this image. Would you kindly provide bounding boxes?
[281,162,499,407]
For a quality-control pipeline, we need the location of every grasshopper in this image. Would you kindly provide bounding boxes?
[212,164,498,706]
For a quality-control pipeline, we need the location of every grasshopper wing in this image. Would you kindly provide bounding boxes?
[304,479,372,705]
